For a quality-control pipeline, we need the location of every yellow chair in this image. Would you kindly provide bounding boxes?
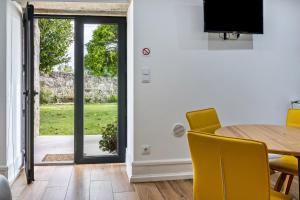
[186,108,221,133]
[187,131,291,200]
[286,108,300,128]
[270,108,300,194]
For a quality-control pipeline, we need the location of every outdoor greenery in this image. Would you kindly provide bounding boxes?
[40,87,57,104]
[40,103,117,135]
[84,25,118,77]
[40,88,117,105]
[38,20,119,151]
[99,122,118,153]
[39,19,73,74]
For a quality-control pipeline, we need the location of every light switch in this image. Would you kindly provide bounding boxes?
[142,75,151,83]
[142,68,151,75]
[141,67,151,83]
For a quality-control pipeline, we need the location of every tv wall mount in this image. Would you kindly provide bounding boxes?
[219,32,241,40]
[291,100,300,109]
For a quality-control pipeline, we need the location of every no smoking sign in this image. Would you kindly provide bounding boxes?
[142,48,151,56]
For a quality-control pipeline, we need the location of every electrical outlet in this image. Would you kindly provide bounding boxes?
[141,145,151,155]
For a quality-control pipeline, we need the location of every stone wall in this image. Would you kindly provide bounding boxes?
[34,20,40,136]
[40,72,118,104]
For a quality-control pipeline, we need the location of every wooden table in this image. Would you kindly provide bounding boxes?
[215,125,300,199]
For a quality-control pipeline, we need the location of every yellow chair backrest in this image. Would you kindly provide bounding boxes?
[286,108,300,128]
[186,108,221,133]
[187,131,271,200]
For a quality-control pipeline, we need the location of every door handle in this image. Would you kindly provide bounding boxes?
[23,90,39,96]
[33,91,39,96]
[23,90,29,96]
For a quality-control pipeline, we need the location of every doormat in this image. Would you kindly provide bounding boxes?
[42,154,74,162]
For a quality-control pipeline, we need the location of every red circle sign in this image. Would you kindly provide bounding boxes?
[142,48,151,56]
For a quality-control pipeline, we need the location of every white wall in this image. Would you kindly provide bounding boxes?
[0,0,8,171]
[0,0,23,182]
[126,0,134,176]
[6,1,23,182]
[127,0,300,181]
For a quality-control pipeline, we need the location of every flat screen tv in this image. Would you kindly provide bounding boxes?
[204,0,263,34]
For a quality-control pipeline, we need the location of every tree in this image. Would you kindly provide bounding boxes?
[39,19,73,74]
[84,25,118,77]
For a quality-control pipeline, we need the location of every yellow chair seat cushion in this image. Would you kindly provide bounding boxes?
[269,155,298,175]
[271,190,292,200]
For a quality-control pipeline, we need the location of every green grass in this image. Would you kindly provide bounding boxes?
[40,103,117,135]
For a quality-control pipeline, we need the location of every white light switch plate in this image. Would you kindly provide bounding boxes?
[141,67,151,83]
[142,68,151,75]
[142,75,151,83]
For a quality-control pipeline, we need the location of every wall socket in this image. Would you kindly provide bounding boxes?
[141,145,151,155]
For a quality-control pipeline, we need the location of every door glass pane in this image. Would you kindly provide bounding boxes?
[83,23,118,157]
[36,18,75,164]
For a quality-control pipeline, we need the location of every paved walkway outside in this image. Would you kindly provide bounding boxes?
[34,135,111,163]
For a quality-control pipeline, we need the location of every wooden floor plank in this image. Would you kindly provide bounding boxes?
[41,186,67,200]
[10,165,300,200]
[34,166,56,181]
[18,181,48,200]
[110,165,134,193]
[90,164,113,181]
[114,192,139,200]
[65,164,91,200]
[167,180,193,200]
[90,181,114,200]
[155,181,189,200]
[134,183,164,200]
[11,171,27,199]
[47,165,73,187]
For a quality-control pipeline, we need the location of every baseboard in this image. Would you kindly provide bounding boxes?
[128,158,193,183]
[130,171,193,182]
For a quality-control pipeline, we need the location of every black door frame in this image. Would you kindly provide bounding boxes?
[34,15,127,164]
[23,4,35,184]
[74,16,127,164]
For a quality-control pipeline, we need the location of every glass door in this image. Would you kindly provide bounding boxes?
[74,17,126,163]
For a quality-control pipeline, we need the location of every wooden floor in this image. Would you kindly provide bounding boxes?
[11,164,299,200]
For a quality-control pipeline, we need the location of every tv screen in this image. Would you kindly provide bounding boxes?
[204,0,263,34]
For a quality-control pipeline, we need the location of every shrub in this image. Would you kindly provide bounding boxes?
[40,88,53,104]
[85,96,92,104]
[59,96,74,103]
[99,122,117,153]
[107,95,118,103]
